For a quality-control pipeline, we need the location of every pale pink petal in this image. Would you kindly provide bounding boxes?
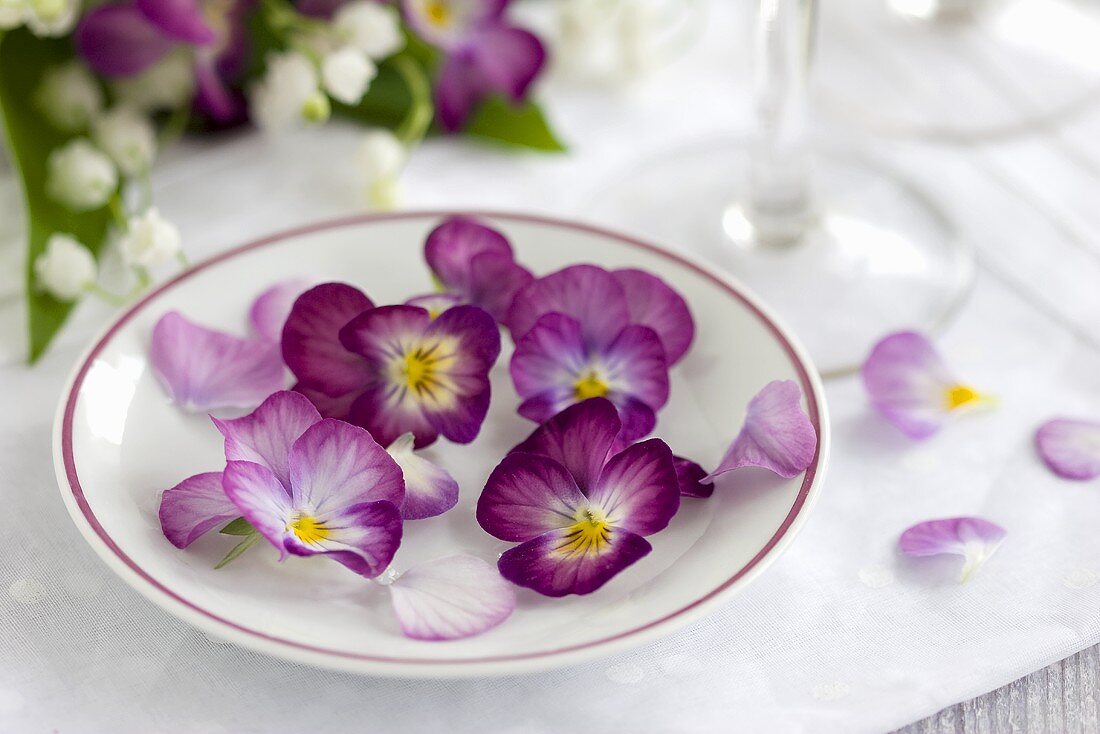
[249,279,313,343]
[388,555,515,641]
[158,472,238,549]
[1035,418,1100,480]
[150,311,286,413]
[387,433,459,520]
[704,380,817,482]
[898,516,1007,582]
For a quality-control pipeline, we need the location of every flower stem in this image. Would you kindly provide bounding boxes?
[107,193,129,230]
[214,532,263,569]
[85,283,130,307]
[393,55,434,146]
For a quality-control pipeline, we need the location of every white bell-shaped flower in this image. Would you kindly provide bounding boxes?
[46,139,118,212]
[322,47,377,105]
[34,233,97,301]
[333,1,405,60]
[93,106,158,177]
[118,207,182,269]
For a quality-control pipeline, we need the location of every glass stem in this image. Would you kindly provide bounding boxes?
[746,0,816,247]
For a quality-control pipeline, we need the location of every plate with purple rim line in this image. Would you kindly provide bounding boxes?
[52,211,830,678]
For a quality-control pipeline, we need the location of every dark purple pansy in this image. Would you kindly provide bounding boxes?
[75,0,254,123]
[283,283,501,449]
[478,398,680,597]
[409,216,533,325]
[400,0,546,131]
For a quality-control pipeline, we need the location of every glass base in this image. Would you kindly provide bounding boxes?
[816,0,1100,140]
[583,139,975,376]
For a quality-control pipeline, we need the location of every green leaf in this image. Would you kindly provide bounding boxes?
[218,517,255,536]
[214,532,263,569]
[332,54,420,130]
[464,97,566,152]
[0,30,114,362]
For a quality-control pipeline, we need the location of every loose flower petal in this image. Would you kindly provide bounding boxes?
[75,3,175,77]
[612,268,695,366]
[507,264,631,348]
[158,472,238,548]
[386,433,460,520]
[388,554,515,640]
[249,279,312,342]
[509,397,620,491]
[861,331,988,440]
[1035,418,1100,480]
[898,517,1007,582]
[497,525,651,597]
[282,282,375,397]
[476,453,587,542]
[211,390,321,489]
[673,456,714,498]
[704,380,817,482]
[151,311,286,413]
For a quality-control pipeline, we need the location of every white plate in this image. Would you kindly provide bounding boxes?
[53,212,829,678]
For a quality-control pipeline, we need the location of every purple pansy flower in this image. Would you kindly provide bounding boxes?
[75,0,255,123]
[898,517,1007,582]
[151,310,286,413]
[407,217,533,325]
[159,391,458,553]
[283,283,501,448]
[477,398,680,597]
[704,380,817,482]
[401,0,546,132]
[223,418,404,577]
[506,265,692,442]
[861,331,990,440]
[674,456,714,498]
[387,554,515,640]
[405,293,462,320]
[1035,418,1100,480]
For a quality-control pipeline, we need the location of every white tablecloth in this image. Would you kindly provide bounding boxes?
[4,2,1100,731]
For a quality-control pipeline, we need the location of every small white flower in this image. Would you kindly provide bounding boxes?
[333,1,405,60]
[249,51,327,133]
[93,107,157,177]
[112,52,196,112]
[24,0,77,35]
[46,139,118,212]
[0,0,27,30]
[118,207,182,269]
[34,61,104,132]
[356,129,406,210]
[34,233,97,301]
[322,47,376,105]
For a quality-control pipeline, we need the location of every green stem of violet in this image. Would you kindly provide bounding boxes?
[393,55,434,147]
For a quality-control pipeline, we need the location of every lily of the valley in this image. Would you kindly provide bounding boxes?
[25,0,79,35]
[898,516,1007,582]
[321,46,377,104]
[118,207,182,269]
[356,129,407,209]
[250,51,330,132]
[34,61,104,132]
[477,398,680,596]
[46,139,118,211]
[93,106,158,177]
[332,0,405,59]
[33,233,98,302]
[861,331,991,440]
[283,283,501,448]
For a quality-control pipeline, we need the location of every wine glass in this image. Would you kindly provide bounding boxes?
[585,0,975,377]
[815,0,1100,140]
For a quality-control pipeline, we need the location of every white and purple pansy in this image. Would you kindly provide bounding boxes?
[159,391,459,559]
[1035,418,1100,481]
[477,398,681,597]
[861,331,991,440]
[898,516,1007,582]
[282,283,502,448]
[408,216,533,326]
[704,380,817,482]
[401,0,546,132]
[506,264,693,442]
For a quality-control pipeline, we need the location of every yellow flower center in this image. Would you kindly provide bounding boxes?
[554,507,612,557]
[574,370,609,400]
[945,384,981,410]
[425,0,450,26]
[289,514,330,545]
[390,338,459,409]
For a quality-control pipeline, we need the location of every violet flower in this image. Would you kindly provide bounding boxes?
[408,216,533,325]
[861,331,991,440]
[401,0,546,131]
[1035,418,1100,480]
[898,517,1007,582]
[477,398,680,597]
[283,283,502,448]
[507,265,693,441]
[75,0,255,123]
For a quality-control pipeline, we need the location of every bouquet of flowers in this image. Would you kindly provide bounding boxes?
[0,0,561,362]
